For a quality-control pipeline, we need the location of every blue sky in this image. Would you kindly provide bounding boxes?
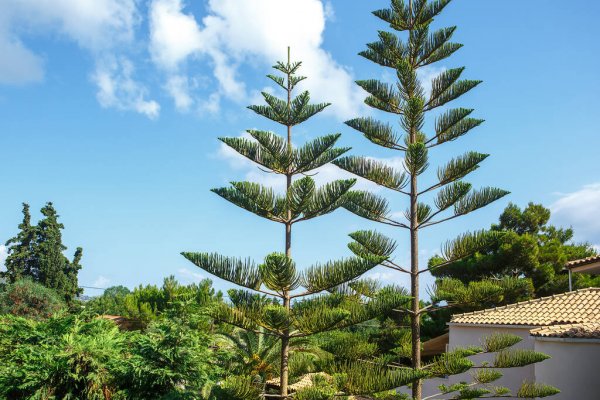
[1,0,599,296]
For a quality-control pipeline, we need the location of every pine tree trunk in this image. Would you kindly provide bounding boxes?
[280,47,293,399]
[280,295,291,398]
[410,174,422,400]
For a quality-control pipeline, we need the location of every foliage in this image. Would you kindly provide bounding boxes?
[0,315,125,399]
[430,202,599,296]
[216,326,325,382]
[182,49,408,398]
[331,1,511,398]
[0,278,66,320]
[84,276,221,327]
[116,317,218,399]
[2,202,83,302]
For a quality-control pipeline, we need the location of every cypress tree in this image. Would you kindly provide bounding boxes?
[182,49,410,398]
[3,202,82,302]
[332,1,510,398]
[3,203,36,282]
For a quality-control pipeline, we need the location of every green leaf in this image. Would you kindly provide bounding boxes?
[453,187,510,216]
[259,253,300,293]
[302,179,356,220]
[302,257,384,294]
[372,3,411,31]
[212,182,284,222]
[181,252,261,290]
[266,74,286,90]
[290,91,330,125]
[433,108,483,146]
[347,230,397,259]
[405,142,429,176]
[494,349,550,368]
[473,368,503,384]
[405,202,432,224]
[437,152,489,185]
[482,333,522,353]
[333,156,408,191]
[343,191,391,223]
[292,297,351,335]
[433,181,472,212]
[210,303,259,333]
[344,117,404,149]
[293,133,349,173]
[517,382,560,398]
[360,30,407,68]
[427,352,473,377]
[288,176,315,218]
[418,26,460,66]
[427,68,482,110]
[248,92,290,125]
[439,230,503,263]
[333,361,426,395]
[356,79,403,114]
[247,129,290,171]
[259,304,290,332]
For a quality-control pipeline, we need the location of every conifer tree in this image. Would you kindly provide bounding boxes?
[3,204,36,282]
[3,202,82,302]
[331,1,512,398]
[182,50,411,398]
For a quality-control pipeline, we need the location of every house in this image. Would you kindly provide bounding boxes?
[565,254,600,290]
[445,287,600,399]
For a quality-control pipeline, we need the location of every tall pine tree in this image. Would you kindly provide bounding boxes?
[182,50,412,398]
[3,202,82,302]
[332,1,509,398]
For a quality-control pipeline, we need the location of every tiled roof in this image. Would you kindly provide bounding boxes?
[530,323,600,339]
[450,288,600,326]
[565,255,600,268]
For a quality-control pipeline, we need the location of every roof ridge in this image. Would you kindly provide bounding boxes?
[451,287,600,320]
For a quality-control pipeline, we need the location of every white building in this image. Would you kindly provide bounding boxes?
[443,287,600,399]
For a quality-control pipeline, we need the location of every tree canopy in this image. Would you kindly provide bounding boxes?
[3,203,83,302]
[430,202,598,296]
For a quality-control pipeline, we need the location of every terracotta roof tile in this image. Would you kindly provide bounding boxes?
[565,255,600,268]
[450,288,600,326]
[530,323,600,339]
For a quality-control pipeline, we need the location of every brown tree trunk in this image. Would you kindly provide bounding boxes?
[410,173,421,400]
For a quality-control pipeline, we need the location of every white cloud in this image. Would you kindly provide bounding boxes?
[0,245,8,271]
[0,34,44,84]
[92,58,160,119]
[178,267,204,283]
[0,0,159,118]
[550,182,600,243]
[149,0,365,119]
[92,275,110,288]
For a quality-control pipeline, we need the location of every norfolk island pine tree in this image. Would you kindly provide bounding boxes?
[181,49,414,398]
[328,1,554,398]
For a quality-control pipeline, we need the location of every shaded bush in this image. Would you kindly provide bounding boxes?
[0,278,66,319]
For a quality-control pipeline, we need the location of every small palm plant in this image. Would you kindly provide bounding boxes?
[215,327,325,382]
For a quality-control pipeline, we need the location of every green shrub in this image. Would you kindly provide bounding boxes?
[0,278,66,319]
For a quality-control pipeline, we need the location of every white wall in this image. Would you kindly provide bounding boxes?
[534,337,600,399]
[415,324,537,399]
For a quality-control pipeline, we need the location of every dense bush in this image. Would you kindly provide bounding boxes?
[84,276,221,328]
[0,278,66,319]
[0,315,124,399]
